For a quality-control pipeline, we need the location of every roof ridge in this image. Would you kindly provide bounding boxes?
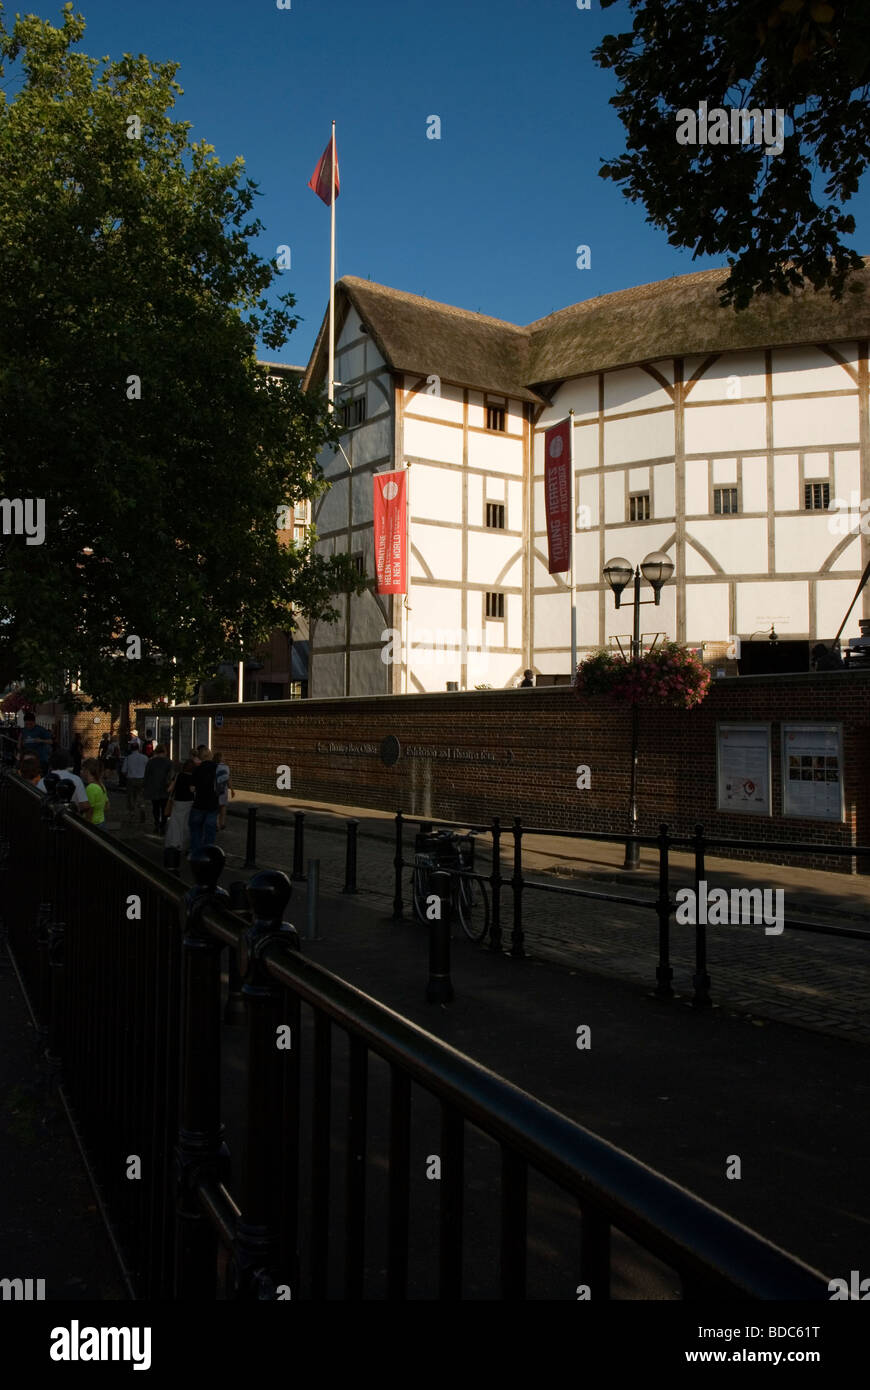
[339,275,528,335]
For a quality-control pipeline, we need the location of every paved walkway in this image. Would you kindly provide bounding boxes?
[131,788,870,1046]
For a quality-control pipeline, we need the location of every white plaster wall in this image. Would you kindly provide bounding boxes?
[741,457,769,513]
[546,376,598,423]
[508,479,524,524]
[711,458,737,485]
[404,377,464,423]
[773,455,799,511]
[506,400,524,435]
[573,422,599,471]
[604,367,672,415]
[816,577,864,638]
[828,535,862,572]
[685,583,729,642]
[533,591,568,649]
[573,531,600,585]
[404,417,463,465]
[736,581,807,633]
[576,471,600,529]
[409,586,462,632]
[684,458,709,516]
[834,449,861,502]
[604,410,675,465]
[311,651,345,698]
[629,466,651,492]
[468,535,520,585]
[366,340,386,372]
[773,395,858,448]
[772,345,857,394]
[803,453,831,479]
[467,431,524,475]
[684,544,716,576]
[350,647,390,697]
[467,392,484,428]
[350,413,392,471]
[691,519,767,573]
[684,401,765,454]
[653,463,675,517]
[604,470,625,524]
[685,350,766,401]
[414,521,462,577]
[604,585,676,646]
[365,378,391,420]
[774,515,841,574]
[338,342,365,383]
[611,523,673,558]
[315,473,348,534]
[409,462,462,522]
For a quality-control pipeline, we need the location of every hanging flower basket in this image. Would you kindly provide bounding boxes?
[1,690,35,716]
[574,643,711,710]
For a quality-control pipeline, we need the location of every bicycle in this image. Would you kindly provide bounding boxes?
[411,828,491,943]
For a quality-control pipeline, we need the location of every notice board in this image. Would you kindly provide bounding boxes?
[782,723,844,822]
[716,723,771,816]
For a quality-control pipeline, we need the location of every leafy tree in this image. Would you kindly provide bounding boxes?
[0,4,362,710]
[594,0,870,307]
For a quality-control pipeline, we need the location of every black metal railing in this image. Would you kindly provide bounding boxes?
[390,811,870,1005]
[0,770,832,1300]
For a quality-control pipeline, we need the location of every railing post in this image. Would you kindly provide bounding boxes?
[233,870,300,1300]
[393,811,404,921]
[224,881,249,1026]
[291,811,306,883]
[242,806,257,870]
[692,823,712,1008]
[45,915,66,1070]
[35,901,52,1038]
[342,819,359,895]
[655,823,673,999]
[510,817,525,959]
[174,846,231,1299]
[305,860,320,941]
[426,869,453,1004]
[489,816,503,953]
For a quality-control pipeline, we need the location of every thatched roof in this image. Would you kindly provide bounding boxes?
[304,278,544,402]
[304,262,870,400]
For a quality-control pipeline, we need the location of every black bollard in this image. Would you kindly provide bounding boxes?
[242,806,257,869]
[342,819,359,894]
[291,811,305,882]
[426,869,453,1004]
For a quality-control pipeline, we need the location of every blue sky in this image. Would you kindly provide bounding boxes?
[27,0,870,366]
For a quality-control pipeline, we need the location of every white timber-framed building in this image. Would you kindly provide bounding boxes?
[302,265,870,696]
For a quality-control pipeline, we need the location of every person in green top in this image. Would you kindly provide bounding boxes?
[82,758,110,829]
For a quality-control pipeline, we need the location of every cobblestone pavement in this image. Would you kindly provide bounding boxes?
[112,788,870,1046]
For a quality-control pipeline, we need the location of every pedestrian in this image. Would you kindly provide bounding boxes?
[98,732,109,764]
[188,749,219,857]
[37,750,90,816]
[142,729,155,758]
[18,711,53,773]
[121,741,149,827]
[519,669,535,688]
[214,751,232,831]
[164,758,196,858]
[18,754,43,787]
[81,758,110,830]
[70,730,84,777]
[142,744,173,835]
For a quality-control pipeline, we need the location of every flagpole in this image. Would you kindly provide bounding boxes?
[328,119,336,411]
[403,462,411,695]
[569,410,577,675]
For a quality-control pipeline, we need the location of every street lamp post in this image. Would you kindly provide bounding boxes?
[603,551,675,870]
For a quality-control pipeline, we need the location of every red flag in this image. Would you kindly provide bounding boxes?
[373,471,407,594]
[308,135,339,206]
[544,419,572,574]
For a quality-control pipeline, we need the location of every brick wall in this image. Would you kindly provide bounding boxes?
[166,671,870,872]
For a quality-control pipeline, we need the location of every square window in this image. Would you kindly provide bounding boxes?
[804,481,830,510]
[485,502,506,529]
[629,492,650,522]
[486,405,506,432]
[341,396,367,430]
[485,591,505,619]
[713,486,739,515]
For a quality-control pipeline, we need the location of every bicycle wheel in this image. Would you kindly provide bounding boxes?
[411,862,431,923]
[456,872,490,943]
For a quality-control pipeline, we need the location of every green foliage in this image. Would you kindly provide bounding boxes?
[574,642,711,708]
[0,4,364,710]
[594,0,870,307]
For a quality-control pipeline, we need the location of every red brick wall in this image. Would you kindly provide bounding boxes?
[166,672,870,872]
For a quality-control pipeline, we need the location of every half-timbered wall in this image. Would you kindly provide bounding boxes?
[532,341,868,671]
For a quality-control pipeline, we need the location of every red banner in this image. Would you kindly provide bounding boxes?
[373,470,407,594]
[309,136,340,206]
[544,418,572,574]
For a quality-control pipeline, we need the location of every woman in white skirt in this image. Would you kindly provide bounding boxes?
[164,758,196,855]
